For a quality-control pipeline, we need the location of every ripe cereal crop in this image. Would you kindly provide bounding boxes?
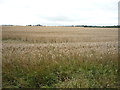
[2,26,118,88]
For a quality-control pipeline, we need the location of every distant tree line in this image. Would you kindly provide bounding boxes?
[64,25,120,28]
[26,24,42,26]
[82,25,119,28]
[2,25,14,26]
[1,24,120,28]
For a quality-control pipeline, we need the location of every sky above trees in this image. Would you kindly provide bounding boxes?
[0,0,119,26]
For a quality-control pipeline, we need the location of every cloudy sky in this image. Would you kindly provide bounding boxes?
[0,0,119,26]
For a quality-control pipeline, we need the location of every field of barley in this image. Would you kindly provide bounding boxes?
[2,26,119,88]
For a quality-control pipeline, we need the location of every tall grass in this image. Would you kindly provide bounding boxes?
[2,26,118,88]
[3,43,118,88]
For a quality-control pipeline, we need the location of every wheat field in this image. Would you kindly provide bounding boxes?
[2,26,119,88]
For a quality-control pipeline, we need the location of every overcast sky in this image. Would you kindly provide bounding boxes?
[0,0,119,26]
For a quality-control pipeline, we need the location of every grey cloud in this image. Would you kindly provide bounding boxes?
[43,16,75,22]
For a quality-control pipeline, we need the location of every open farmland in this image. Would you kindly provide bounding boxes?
[2,26,119,88]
